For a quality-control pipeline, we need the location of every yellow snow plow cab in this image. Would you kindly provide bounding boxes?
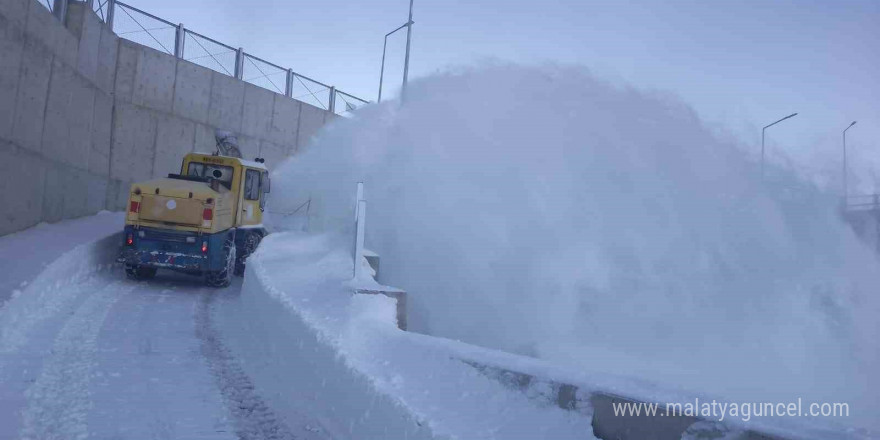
[118,150,271,287]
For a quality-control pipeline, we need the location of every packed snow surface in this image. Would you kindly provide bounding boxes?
[269,63,880,430]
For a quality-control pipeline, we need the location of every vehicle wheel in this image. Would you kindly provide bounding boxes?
[205,240,236,288]
[234,232,261,276]
[125,264,157,280]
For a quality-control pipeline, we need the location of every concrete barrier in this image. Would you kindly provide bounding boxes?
[0,0,340,235]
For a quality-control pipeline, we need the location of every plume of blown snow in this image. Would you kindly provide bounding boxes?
[268,63,879,429]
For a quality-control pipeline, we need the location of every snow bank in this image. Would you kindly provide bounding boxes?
[0,215,122,353]
[267,63,879,431]
[215,232,593,439]
[0,211,123,306]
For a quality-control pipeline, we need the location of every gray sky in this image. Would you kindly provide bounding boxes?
[128,0,879,190]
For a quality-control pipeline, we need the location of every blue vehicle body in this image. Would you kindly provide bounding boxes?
[118,225,237,274]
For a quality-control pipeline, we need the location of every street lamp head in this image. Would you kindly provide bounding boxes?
[850,121,857,127]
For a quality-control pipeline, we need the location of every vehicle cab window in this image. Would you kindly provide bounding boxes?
[187,162,234,189]
[244,169,261,200]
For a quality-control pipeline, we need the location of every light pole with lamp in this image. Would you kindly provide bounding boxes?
[761,112,798,179]
[377,0,415,103]
[377,21,412,103]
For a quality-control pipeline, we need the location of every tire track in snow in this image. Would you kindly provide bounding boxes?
[17,280,134,440]
[196,292,299,440]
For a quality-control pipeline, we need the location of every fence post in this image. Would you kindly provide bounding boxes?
[86,0,94,8]
[328,86,336,113]
[234,47,244,79]
[174,23,185,58]
[285,69,293,97]
[52,0,68,23]
[106,0,115,29]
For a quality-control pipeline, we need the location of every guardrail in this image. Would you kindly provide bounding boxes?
[844,194,880,212]
[41,0,370,116]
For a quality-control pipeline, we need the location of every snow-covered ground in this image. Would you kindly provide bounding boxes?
[0,211,123,308]
[0,215,328,439]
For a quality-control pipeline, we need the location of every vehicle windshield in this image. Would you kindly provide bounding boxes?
[187,162,234,189]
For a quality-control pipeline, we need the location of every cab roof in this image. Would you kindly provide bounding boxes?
[187,152,268,171]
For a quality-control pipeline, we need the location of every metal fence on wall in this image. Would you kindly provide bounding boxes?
[41,0,369,116]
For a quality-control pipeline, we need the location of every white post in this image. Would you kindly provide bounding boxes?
[355,182,364,220]
[354,200,366,279]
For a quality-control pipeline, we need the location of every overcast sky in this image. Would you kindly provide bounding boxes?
[122,0,879,190]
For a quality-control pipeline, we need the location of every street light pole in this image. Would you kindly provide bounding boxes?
[843,121,857,200]
[761,112,798,179]
[377,22,409,103]
[401,0,415,101]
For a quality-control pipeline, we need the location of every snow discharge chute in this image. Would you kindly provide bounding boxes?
[269,63,879,429]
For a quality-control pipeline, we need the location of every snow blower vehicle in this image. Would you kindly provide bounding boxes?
[117,132,271,287]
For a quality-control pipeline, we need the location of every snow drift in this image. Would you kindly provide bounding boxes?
[268,63,880,429]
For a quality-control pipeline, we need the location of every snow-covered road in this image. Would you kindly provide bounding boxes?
[0,220,329,440]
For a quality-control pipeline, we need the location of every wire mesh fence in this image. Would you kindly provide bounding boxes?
[183,30,237,76]
[242,54,287,95]
[49,0,369,114]
[113,2,175,55]
[334,90,370,116]
[289,73,331,111]
[92,0,111,22]
[39,0,54,13]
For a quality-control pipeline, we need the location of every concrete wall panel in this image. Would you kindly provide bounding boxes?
[0,0,29,30]
[11,37,51,154]
[1,141,46,234]
[172,60,211,123]
[0,10,24,139]
[72,5,102,83]
[41,59,74,163]
[105,178,129,212]
[41,159,65,223]
[86,173,107,214]
[207,71,244,132]
[236,135,260,161]
[258,140,285,170]
[132,45,176,112]
[94,24,117,94]
[89,91,112,176]
[61,167,89,219]
[153,114,195,177]
[65,70,95,170]
[110,102,156,182]
[241,84,274,138]
[24,0,76,67]
[193,122,216,154]
[113,40,139,103]
[269,93,300,149]
[296,103,325,153]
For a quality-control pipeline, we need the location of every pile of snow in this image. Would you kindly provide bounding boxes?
[216,232,592,439]
[0,212,124,353]
[0,211,123,307]
[267,63,879,430]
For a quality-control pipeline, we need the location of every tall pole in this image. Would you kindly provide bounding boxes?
[377,22,409,103]
[378,35,389,102]
[843,121,857,200]
[401,0,414,100]
[760,112,798,180]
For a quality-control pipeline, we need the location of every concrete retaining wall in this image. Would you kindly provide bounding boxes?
[0,0,338,236]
